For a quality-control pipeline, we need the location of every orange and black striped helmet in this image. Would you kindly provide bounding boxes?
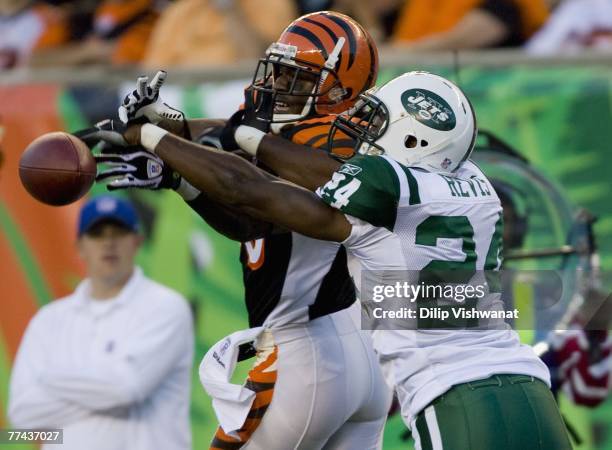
[252,11,379,122]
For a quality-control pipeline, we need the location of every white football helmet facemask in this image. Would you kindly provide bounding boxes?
[329,71,477,172]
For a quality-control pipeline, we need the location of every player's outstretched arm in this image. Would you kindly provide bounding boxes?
[132,124,351,242]
[185,118,227,140]
[87,121,271,242]
[254,134,342,192]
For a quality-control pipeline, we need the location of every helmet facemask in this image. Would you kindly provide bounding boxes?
[250,40,348,124]
[328,92,389,157]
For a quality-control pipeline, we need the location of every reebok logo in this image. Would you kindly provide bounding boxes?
[339,164,362,176]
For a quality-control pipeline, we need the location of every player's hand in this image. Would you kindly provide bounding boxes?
[95,143,181,191]
[219,87,274,150]
[219,109,247,150]
[544,327,611,407]
[74,119,128,148]
[243,85,275,130]
[118,70,185,125]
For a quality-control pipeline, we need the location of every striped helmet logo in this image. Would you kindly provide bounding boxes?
[286,13,358,71]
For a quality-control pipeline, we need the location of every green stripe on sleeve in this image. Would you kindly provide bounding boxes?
[403,167,421,205]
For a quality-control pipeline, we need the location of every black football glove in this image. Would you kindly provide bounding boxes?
[74,119,128,148]
[219,86,274,150]
[95,143,181,191]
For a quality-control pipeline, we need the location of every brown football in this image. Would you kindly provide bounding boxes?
[19,132,96,206]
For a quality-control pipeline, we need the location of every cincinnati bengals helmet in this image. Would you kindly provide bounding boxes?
[251,11,379,123]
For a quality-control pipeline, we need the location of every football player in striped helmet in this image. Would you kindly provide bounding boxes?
[93,11,392,450]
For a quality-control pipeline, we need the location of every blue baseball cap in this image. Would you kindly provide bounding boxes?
[78,195,139,236]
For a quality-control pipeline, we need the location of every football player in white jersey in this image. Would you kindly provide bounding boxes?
[97,71,573,449]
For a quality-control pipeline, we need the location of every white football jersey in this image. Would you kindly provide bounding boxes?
[317,154,550,425]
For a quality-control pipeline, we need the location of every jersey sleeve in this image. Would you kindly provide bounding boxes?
[316,155,400,231]
[281,116,356,159]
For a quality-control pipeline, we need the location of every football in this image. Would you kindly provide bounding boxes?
[18,132,96,206]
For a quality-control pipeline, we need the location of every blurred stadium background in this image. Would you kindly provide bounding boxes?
[1,0,611,449]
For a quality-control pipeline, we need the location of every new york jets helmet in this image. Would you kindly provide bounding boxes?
[329,71,477,172]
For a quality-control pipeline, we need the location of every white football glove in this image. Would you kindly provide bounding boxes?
[118,70,185,125]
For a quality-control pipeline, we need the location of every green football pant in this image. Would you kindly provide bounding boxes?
[411,374,573,450]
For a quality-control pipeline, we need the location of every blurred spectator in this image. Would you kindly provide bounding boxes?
[526,0,612,54]
[0,0,71,69]
[328,0,399,43]
[8,196,194,450]
[295,0,332,15]
[92,0,161,64]
[142,0,297,68]
[391,0,550,50]
[29,0,164,67]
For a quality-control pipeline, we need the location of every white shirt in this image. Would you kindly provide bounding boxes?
[8,267,194,450]
[0,9,44,64]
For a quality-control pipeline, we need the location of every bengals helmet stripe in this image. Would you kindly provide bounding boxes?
[324,13,357,68]
[301,17,344,70]
[302,17,339,45]
[285,25,329,60]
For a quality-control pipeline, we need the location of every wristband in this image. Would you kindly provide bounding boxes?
[141,123,169,154]
[175,178,201,201]
[235,125,265,156]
